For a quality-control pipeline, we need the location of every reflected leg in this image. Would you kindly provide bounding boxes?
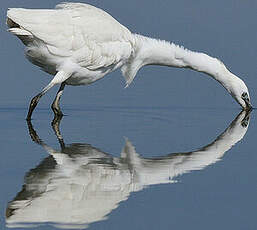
[51,115,65,149]
[26,120,43,145]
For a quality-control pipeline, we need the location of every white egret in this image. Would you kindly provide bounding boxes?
[7,2,252,120]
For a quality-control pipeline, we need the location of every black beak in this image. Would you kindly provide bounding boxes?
[241,93,252,111]
[244,98,252,111]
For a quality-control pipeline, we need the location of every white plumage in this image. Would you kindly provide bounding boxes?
[7,2,251,119]
[7,3,133,82]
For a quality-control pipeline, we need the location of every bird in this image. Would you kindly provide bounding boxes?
[7,2,252,120]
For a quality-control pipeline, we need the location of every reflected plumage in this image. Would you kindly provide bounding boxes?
[7,2,252,119]
[6,110,251,229]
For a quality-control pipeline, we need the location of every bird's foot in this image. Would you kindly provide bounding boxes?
[51,104,63,118]
[26,94,42,120]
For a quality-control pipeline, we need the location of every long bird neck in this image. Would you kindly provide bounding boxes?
[124,34,236,91]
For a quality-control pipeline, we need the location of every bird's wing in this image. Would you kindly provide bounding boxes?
[7,3,134,69]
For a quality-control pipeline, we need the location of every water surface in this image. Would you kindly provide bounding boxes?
[1,107,256,230]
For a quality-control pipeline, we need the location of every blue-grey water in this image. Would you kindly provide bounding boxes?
[1,0,257,230]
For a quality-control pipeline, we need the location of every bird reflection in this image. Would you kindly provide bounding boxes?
[6,111,251,229]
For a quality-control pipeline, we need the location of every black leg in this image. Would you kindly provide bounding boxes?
[51,82,66,118]
[25,71,72,120]
[51,115,65,149]
[26,93,43,120]
[26,81,55,120]
[26,119,43,145]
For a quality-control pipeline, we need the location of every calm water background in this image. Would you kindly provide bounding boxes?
[0,0,257,229]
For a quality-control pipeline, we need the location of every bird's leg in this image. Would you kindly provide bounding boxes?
[26,93,43,121]
[26,82,55,120]
[26,71,72,120]
[51,82,66,118]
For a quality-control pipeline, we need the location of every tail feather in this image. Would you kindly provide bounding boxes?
[8,28,32,36]
[7,9,34,44]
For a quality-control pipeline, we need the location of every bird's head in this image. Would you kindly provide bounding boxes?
[228,76,252,110]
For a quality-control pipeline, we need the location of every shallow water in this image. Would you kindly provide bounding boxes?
[1,107,257,230]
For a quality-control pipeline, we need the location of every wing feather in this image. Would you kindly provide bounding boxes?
[7,3,134,70]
